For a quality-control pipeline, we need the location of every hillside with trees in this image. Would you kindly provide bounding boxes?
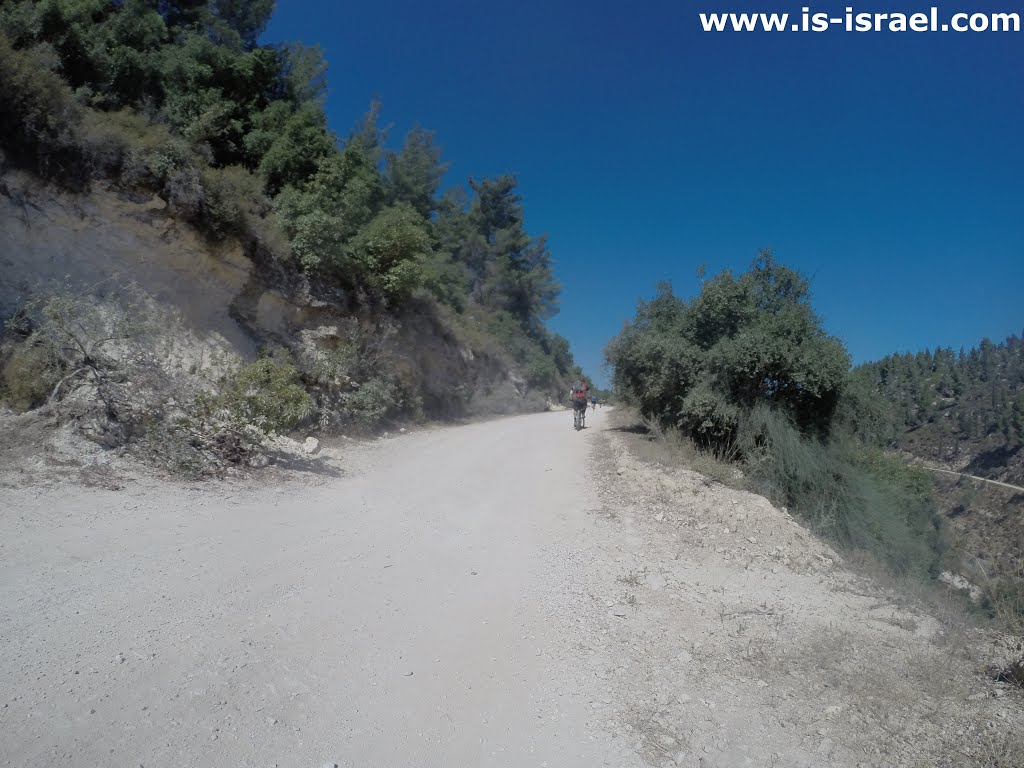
[851,335,1024,485]
[0,0,580,469]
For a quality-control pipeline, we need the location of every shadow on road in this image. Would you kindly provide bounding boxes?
[607,422,652,437]
[264,451,344,477]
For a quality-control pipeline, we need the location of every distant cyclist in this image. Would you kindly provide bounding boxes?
[591,395,597,411]
[569,377,589,429]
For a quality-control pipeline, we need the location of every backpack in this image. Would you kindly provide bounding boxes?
[572,380,587,398]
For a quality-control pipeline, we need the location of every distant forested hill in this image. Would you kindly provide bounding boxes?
[851,334,1024,484]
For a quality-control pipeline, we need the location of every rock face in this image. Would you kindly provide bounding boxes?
[938,571,983,603]
[0,172,256,371]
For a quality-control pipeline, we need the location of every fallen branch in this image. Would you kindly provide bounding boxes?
[48,367,86,403]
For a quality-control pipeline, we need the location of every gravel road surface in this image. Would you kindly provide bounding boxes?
[1,408,635,768]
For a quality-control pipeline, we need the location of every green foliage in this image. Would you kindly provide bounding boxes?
[982,573,1024,635]
[255,100,335,193]
[740,408,944,576]
[198,164,266,240]
[833,365,899,446]
[1,340,64,411]
[78,107,160,176]
[274,145,383,270]
[0,32,82,179]
[384,126,448,218]
[477,309,571,390]
[209,0,275,49]
[419,251,470,311]
[608,256,949,579]
[134,418,210,480]
[31,289,155,394]
[456,175,560,328]
[209,356,312,434]
[277,42,328,106]
[159,33,277,163]
[349,204,430,298]
[294,319,414,429]
[607,252,849,449]
[336,375,401,429]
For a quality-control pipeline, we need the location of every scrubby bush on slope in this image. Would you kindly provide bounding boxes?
[606,253,946,577]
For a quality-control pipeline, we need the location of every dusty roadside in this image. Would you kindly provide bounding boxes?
[585,412,1024,767]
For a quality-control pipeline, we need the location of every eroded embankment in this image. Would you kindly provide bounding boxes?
[578,415,1023,768]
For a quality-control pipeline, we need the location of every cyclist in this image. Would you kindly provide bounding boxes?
[569,377,589,429]
[591,395,597,411]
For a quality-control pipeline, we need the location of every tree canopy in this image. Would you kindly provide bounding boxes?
[606,251,850,448]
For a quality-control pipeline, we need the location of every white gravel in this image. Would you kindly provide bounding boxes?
[0,408,641,767]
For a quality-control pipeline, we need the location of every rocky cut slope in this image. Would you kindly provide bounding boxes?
[0,169,553,471]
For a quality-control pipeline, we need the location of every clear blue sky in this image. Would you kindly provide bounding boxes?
[265,0,1022,387]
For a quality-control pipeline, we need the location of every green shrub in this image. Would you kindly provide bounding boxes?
[349,204,430,298]
[199,164,266,240]
[419,251,469,311]
[982,574,1024,634]
[0,35,83,180]
[81,112,279,246]
[135,419,210,480]
[293,319,415,430]
[606,253,849,450]
[680,384,740,448]
[256,100,335,194]
[210,356,312,434]
[162,163,203,216]
[1,340,63,411]
[338,375,399,428]
[474,308,575,395]
[274,146,383,271]
[835,365,899,446]
[524,353,558,388]
[78,106,207,216]
[79,108,161,178]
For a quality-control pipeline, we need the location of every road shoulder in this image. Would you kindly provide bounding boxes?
[580,415,1024,767]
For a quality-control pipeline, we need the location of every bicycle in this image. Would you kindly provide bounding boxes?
[573,400,586,430]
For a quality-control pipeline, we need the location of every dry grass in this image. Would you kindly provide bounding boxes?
[839,548,983,635]
[777,624,1024,766]
[979,563,1024,637]
[946,722,1024,768]
[608,408,743,488]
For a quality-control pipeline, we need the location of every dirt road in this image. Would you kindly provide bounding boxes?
[1,408,641,768]
[918,465,1024,494]
[2,408,1022,768]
